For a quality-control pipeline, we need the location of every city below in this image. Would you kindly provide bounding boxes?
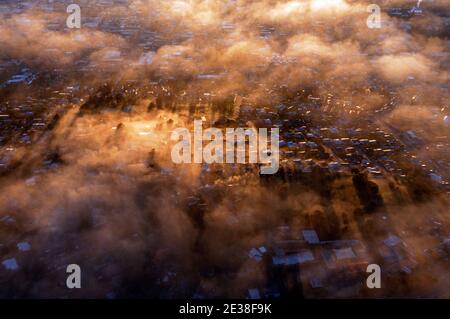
[0,0,448,299]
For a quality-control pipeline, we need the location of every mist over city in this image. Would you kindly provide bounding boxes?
[0,0,449,299]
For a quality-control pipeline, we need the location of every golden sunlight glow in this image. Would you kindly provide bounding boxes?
[310,0,349,12]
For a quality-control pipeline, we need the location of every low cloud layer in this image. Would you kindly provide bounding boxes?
[0,0,448,298]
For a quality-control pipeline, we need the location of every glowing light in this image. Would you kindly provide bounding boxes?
[281,1,304,14]
[310,0,349,12]
[269,1,307,19]
[169,0,192,14]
